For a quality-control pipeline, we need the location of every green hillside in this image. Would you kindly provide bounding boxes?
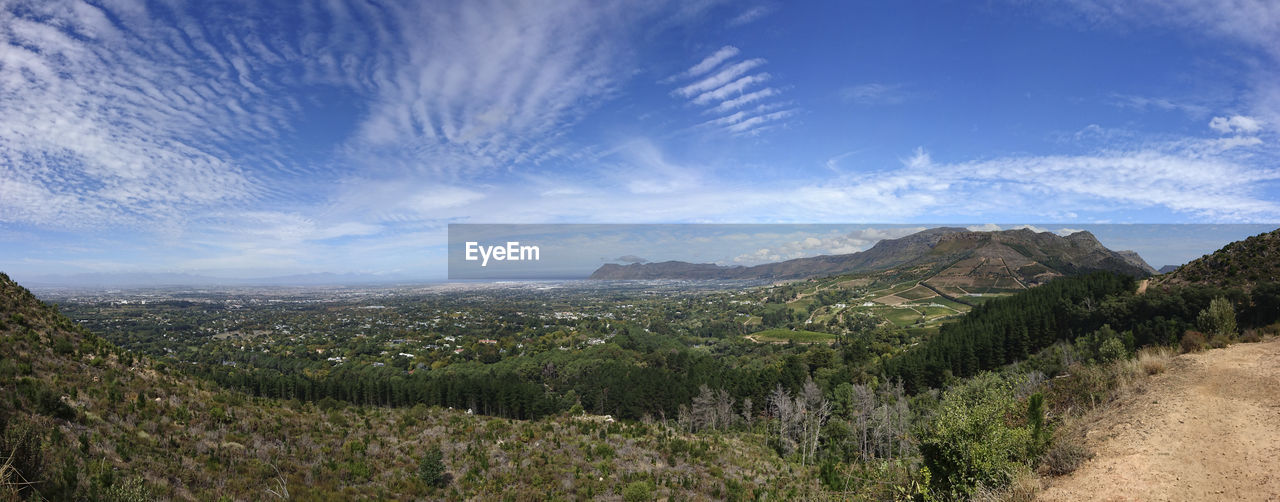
[0,273,816,500]
[1159,227,1280,290]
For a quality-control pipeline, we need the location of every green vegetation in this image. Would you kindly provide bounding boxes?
[418,446,447,488]
[749,328,836,343]
[4,228,1280,499]
[918,372,1038,497]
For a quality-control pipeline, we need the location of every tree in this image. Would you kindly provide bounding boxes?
[798,378,831,467]
[768,384,797,455]
[1197,297,1237,339]
[418,446,447,488]
[918,373,1035,498]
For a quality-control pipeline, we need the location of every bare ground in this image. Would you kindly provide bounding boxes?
[1039,337,1280,501]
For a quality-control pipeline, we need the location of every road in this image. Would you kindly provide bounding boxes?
[1039,337,1280,501]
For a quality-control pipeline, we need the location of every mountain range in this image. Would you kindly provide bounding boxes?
[590,227,1156,282]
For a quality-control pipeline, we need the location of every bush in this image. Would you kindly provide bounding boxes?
[1041,435,1092,476]
[621,480,654,502]
[0,419,46,499]
[1136,346,1172,375]
[1241,329,1262,343]
[1180,331,1206,353]
[38,388,76,421]
[1097,338,1127,364]
[1196,297,1237,338]
[418,446,447,488]
[1209,334,1231,349]
[918,373,1036,498]
[1074,325,1133,364]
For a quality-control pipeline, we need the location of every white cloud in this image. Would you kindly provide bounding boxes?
[617,140,702,194]
[732,227,927,264]
[710,87,780,113]
[676,58,767,98]
[666,45,793,135]
[1064,0,1280,132]
[1209,115,1263,134]
[0,1,269,228]
[1112,94,1211,116]
[342,1,647,176]
[681,45,740,78]
[728,5,775,27]
[1065,0,1280,58]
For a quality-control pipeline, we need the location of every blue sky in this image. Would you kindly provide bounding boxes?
[1,0,1278,282]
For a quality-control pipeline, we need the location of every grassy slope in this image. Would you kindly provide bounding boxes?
[0,273,817,500]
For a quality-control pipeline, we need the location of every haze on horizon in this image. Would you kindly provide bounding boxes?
[2,1,1279,282]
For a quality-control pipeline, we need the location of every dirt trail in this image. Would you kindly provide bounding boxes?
[1040,337,1280,501]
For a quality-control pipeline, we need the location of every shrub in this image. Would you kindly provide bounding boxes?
[418,446,447,488]
[1196,297,1237,338]
[1180,331,1206,353]
[53,337,75,356]
[1209,334,1231,349]
[0,419,46,499]
[38,388,76,421]
[918,373,1035,498]
[1097,338,1127,364]
[1041,435,1092,476]
[316,397,343,412]
[1136,346,1172,375]
[1074,325,1133,364]
[621,480,654,502]
[973,466,1038,502]
[1241,329,1262,343]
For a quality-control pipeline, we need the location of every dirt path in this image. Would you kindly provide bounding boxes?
[1039,337,1280,501]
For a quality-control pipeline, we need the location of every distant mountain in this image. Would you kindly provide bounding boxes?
[591,227,1156,282]
[1158,265,1180,274]
[1157,227,1280,290]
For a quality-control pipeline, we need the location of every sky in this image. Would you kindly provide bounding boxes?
[1,0,1278,283]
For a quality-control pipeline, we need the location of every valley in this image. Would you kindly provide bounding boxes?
[2,227,1278,500]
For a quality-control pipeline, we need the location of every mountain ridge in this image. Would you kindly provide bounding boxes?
[591,227,1155,282]
[1156,227,1280,291]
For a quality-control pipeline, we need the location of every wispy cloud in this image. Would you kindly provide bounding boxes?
[732,226,926,264]
[676,59,767,98]
[1063,0,1280,132]
[679,45,740,79]
[728,5,776,27]
[0,0,667,229]
[667,46,794,135]
[344,1,640,175]
[0,0,283,228]
[1111,94,1211,117]
[840,83,914,105]
[1209,115,1263,135]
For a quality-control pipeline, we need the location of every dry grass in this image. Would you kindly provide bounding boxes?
[973,466,1040,502]
[1136,346,1173,375]
[1180,331,1207,353]
[1041,432,1093,477]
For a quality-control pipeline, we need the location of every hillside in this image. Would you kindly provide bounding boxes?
[1157,227,1280,291]
[591,227,1155,283]
[0,273,816,500]
[1040,337,1280,500]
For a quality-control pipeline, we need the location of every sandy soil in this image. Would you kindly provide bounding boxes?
[1039,337,1280,501]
